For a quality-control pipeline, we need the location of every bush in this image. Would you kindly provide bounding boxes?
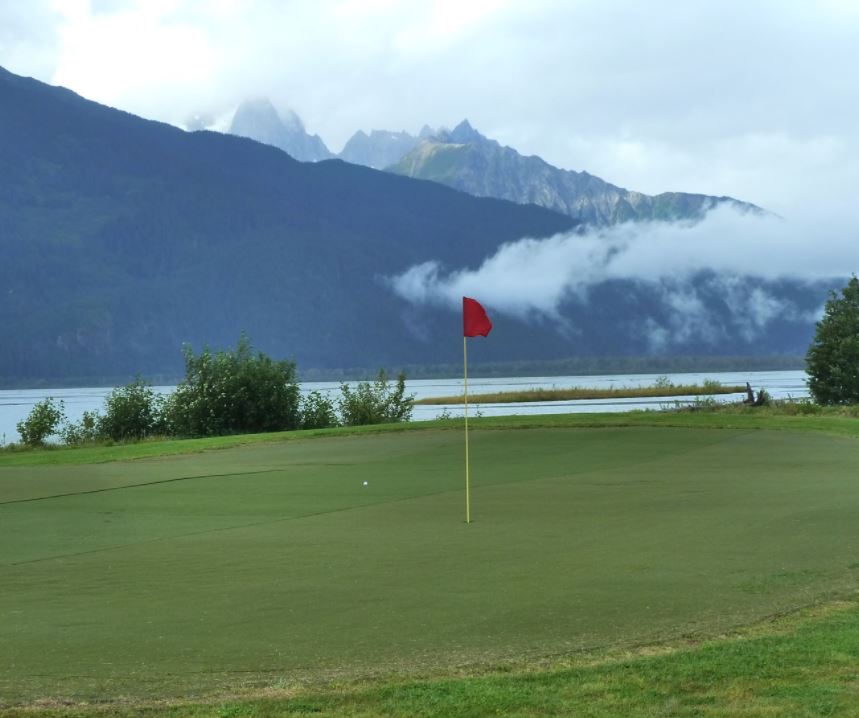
[300,390,339,429]
[754,388,771,406]
[339,370,414,426]
[17,398,65,446]
[773,398,821,416]
[702,378,722,392]
[691,395,719,411]
[807,276,859,404]
[653,375,673,390]
[167,333,301,436]
[61,410,100,445]
[96,378,163,441]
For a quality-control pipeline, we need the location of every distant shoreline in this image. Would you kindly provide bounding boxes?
[417,383,747,405]
[0,355,805,390]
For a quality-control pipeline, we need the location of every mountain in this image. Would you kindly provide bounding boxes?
[389,120,759,225]
[339,128,429,170]
[0,68,829,386]
[0,67,576,383]
[226,105,758,229]
[229,98,333,162]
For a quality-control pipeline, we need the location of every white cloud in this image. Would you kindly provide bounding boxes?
[1,1,858,216]
[386,204,851,346]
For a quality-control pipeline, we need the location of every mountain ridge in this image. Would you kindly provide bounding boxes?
[229,98,334,162]
[220,101,760,225]
[0,66,577,382]
[0,68,828,385]
[388,119,760,225]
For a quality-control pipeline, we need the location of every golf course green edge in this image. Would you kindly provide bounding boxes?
[4,410,859,715]
[1,593,858,717]
[4,408,859,467]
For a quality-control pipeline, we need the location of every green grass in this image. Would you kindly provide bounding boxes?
[416,383,746,404]
[4,598,857,716]
[3,417,859,713]
[5,407,859,468]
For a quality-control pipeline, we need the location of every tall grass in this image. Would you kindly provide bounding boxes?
[417,381,746,405]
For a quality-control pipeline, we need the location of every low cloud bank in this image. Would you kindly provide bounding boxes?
[388,205,854,348]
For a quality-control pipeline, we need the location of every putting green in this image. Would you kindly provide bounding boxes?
[2,426,859,702]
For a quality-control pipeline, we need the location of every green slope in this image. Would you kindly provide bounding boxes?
[0,66,575,382]
[388,127,761,226]
[3,425,859,704]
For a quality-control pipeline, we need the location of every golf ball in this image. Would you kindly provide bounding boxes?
[363,481,369,486]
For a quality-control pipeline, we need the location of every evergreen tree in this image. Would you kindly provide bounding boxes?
[806,276,859,404]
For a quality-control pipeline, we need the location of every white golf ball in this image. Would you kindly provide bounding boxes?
[363,481,369,486]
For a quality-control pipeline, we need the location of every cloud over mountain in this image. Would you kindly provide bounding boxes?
[389,204,849,347]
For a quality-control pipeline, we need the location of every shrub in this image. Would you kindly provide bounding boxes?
[702,378,722,392]
[17,398,65,447]
[653,375,673,390]
[339,370,414,426]
[97,378,163,441]
[300,390,339,429]
[61,410,100,445]
[806,276,859,404]
[167,333,301,436]
[754,388,771,407]
[782,398,821,415]
[691,395,719,411]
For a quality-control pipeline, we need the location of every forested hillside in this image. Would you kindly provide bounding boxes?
[0,67,574,382]
[0,67,828,386]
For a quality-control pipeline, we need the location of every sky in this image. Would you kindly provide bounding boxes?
[2,0,859,217]
[2,0,859,338]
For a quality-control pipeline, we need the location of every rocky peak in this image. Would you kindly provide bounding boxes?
[339,127,422,169]
[228,98,332,162]
[429,119,497,148]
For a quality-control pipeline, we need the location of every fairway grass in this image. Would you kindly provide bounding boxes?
[3,419,859,712]
[4,408,859,467]
[3,596,858,716]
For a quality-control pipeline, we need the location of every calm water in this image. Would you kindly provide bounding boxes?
[0,370,809,446]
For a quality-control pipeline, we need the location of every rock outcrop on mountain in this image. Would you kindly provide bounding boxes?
[229,98,333,162]
[389,120,759,225]
[339,129,423,169]
[224,104,759,228]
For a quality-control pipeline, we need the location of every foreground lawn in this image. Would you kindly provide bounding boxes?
[2,417,859,710]
[4,596,857,716]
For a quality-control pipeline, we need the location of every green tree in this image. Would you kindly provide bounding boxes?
[61,410,99,445]
[299,390,339,429]
[97,378,163,441]
[338,370,414,426]
[806,276,859,404]
[17,398,65,447]
[167,333,300,436]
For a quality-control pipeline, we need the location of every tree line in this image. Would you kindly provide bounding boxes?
[13,275,859,448]
[15,334,414,447]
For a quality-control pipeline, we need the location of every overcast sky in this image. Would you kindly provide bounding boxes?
[1,0,858,217]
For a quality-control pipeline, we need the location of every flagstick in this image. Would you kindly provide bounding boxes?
[464,335,471,524]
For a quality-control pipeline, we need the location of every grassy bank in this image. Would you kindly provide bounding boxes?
[416,382,746,405]
[3,596,856,717]
[3,405,859,467]
[3,419,859,709]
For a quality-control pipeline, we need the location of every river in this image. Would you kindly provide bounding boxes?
[0,370,809,446]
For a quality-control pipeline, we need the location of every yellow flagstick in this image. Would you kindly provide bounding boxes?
[464,335,471,524]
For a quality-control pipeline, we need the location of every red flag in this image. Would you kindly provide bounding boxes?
[463,297,493,337]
